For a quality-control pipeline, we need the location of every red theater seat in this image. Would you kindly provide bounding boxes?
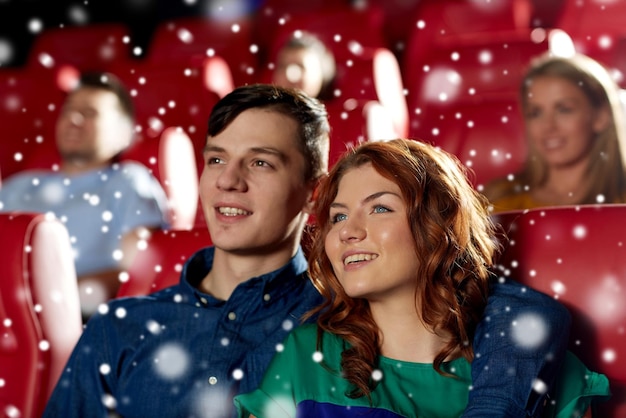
[145,16,257,88]
[116,227,212,298]
[253,0,355,54]
[404,32,550,138]
[0,68,67,180]
[26,23,132,72]
[403,0,534,85]
[494,205,626,417]
[554,0,626,88]
[0,212,82,418]
[413,97,527,189]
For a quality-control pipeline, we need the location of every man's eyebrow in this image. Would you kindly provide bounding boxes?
[329,191,400,209]
[203,144,225,154]
[249,147,288,163]
[203,144,288,163]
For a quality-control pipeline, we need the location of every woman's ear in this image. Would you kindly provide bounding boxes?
[593,105,611,134]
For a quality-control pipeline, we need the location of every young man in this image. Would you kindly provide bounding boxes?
[0,72,169,319]
[43,84,570,417]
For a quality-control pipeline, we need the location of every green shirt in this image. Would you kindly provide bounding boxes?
[235,324,610,418]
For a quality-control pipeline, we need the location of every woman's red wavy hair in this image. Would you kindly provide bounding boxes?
[306,139,499,399]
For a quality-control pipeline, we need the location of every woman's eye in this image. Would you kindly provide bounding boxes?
[525,109,540,119]
[373,205,390,214]
[558,106,574,114]
[331,213,347,224]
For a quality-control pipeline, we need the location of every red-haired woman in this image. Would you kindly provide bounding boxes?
[235,139,609,417]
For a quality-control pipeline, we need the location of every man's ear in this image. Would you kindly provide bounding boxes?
[303,176,323,215]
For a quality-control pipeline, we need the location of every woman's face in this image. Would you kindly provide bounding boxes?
[524,75,607,170]
[272,47,324,99]
[324,163,420,304]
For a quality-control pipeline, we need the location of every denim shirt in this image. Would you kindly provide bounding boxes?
[0,162,170,275]
[43,246,323,418]
[465,277,571,417]
[44,247,570,418]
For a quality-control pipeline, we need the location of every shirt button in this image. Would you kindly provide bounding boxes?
[208,376,218,385]
[200,297,208,305]
[228,312,236,321]
[263,293,271,302]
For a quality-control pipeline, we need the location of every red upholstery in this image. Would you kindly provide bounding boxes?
[116,227,212,298]
[109,60,218,168]
[0,68,67,180]
[253,0,356,55]
[404,33,550,139]
[145,16,257,88]
[402,1,550,134]
[554,0,626,89]
[26,23,132,72]
[403,0,534,86]
[413,97,527,189]
[493,205,626,416]
[323,99,398,168]
[0,212,82,418]
[122,127,199,230]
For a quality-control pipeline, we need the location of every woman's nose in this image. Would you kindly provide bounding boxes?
[339,216,366,242]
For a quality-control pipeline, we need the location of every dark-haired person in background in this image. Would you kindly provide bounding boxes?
[0,72,170,319]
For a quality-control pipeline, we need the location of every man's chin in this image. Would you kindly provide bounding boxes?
[59,152,96,164]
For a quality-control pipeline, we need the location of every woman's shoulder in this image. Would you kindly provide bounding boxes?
[550,351,611,417]
[288,324,342,346]
[489,192,539,213]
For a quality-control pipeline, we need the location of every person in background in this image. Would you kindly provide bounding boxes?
[45,85,571,418]
[0,72,170,319]
[271,31,337,101]
[484,53,626,212]
[235,139,610,418]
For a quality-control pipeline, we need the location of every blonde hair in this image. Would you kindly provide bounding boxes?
[485,53,626,204]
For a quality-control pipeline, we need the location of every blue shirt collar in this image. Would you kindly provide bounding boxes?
[179,246,309,306]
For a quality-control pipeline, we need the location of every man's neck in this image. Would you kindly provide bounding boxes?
[198,245,298,301]
[61,158,111,176]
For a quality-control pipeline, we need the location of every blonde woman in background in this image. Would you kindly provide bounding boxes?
[484,53,626,212]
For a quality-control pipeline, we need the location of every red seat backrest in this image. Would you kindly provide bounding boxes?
[554,0,626,89]
[0,212,82,418]
[27,23,132,72]
[145,16,257,88]
[493,205,626,416]
[413,97,527,189]
[253,0,355,55]
[403,0,534,85]
[0,68,67,179]
[109,61,218,175]
[116,227,212,298]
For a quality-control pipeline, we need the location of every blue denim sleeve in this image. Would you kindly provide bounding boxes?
[42,313,115,418]
[462,277,572,417]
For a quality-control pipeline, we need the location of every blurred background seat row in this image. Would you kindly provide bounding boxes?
[3,0,626,205]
